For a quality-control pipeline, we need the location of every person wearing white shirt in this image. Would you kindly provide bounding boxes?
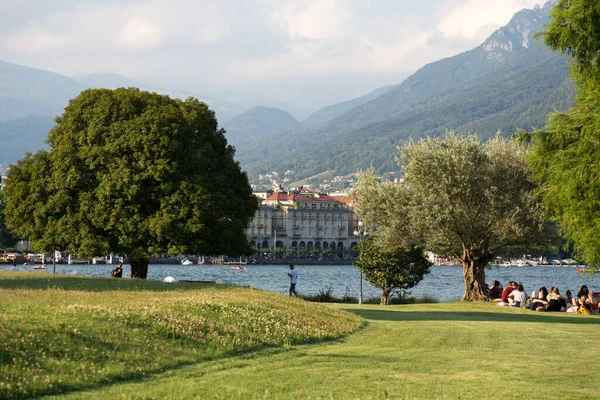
[288,264,298,297]
[509,283,527,307]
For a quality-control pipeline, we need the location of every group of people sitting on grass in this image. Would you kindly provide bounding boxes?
[488,280,598,315]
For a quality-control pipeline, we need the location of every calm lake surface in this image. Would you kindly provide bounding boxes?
[3,263,598,302]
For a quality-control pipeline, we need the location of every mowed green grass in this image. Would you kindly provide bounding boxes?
[3,272,600,399]
[55,302,600,399]
[0,272,362,399]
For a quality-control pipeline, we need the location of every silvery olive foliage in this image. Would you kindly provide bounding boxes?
[355,132,549,301]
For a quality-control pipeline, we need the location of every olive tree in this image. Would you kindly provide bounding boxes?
[2,88,258,278]
[353,236,431,305]
[355,133,549,301]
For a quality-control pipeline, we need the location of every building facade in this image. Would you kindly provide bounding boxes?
[246,190,359,255]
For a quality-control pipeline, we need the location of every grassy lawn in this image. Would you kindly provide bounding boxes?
[54,303,600,399]
[0,272,361,399]
[3,272,599,399]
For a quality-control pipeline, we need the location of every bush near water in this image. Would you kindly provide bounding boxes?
[0,272,362,398]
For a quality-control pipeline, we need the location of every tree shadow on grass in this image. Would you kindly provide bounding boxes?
[346,309,600,325]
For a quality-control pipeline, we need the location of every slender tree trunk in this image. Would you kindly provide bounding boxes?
[129,257,149,279]
[381,289,391,305]
[461,254,494,301]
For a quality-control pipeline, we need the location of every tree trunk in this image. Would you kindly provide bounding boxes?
[381,289,391,305]
[461,254,494,301]
[129,257,149,279]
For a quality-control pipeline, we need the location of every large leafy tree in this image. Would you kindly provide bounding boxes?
[527,0,600,268]
[353,236,431,305]
[0,184,18,252]
[2,88,258,278]
[355,133,550,301]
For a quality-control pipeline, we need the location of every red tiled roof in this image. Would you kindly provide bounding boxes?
[333,195,354,204]
[264,192,343,203]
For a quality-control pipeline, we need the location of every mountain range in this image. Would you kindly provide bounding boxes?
[234,1,574,182]
[221,106,302,147]
[0,2,575,185]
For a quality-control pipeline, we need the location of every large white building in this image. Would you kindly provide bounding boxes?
[246,190,358,255]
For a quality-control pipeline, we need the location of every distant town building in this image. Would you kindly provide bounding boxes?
[247,188,359,255]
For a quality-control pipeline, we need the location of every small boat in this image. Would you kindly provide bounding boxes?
[181,258,193,266]
[230,266,247,271]
[33,264,46,270]
[578,268,599,273]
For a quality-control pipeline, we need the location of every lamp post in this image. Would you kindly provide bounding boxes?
[353,221,365,305]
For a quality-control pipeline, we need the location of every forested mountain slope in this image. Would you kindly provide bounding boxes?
[301,85,395,128]
[236,3,573,180]
[222,106,302,147]
[0,115,55,166]
[0,60,87,122]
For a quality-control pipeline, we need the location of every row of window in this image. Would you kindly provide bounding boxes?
[250,240,349,250]
[247,227,348,237]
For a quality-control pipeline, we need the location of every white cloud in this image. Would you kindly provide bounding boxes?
[437,0,544,41]
[270,0,353,40]
[118,18,163,49]
[4,27,66,53]
[0,0,551,108]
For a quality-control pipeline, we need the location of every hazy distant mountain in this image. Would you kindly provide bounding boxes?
[302,85,395,128]
[0,115,55,166]
[0,65,246,165]
[236,2,573,181]
[222,106,302,147]
[0,60,87,122]
[74,73,246,122]
[74,73,146,89]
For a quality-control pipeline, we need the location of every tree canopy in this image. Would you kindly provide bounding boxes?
[527,0,600,268]
[354,133,550,301]
[354,236,431,305]
[542,0,600,73]
[0,184,18,252]
[2,88,258,277]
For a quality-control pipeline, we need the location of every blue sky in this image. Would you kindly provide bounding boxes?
[0,0,545,113]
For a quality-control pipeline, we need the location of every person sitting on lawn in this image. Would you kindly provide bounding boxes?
[577,285,589,301]
[488,280,503,302]
[111,263,123,278]
[500,281,517,304]
[586,291,599,314]
[565,290,573,308]
[577,294,592,315]
[531,287,548,311]
[546,287,567,311]
[508,283,526,307]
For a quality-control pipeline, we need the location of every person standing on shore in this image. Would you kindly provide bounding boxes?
[288,264,298,297]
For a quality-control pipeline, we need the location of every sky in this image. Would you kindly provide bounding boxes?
[0,0,545,115]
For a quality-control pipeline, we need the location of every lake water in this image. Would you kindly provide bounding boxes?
[3,263,598,302]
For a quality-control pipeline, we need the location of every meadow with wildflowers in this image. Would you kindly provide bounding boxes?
[0,272,362,398]
[53,303,600,399]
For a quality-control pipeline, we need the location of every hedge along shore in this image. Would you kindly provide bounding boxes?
[0,272,363,398]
